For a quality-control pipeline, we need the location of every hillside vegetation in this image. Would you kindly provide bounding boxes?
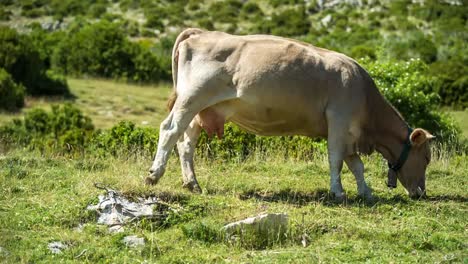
[0,0,467,108]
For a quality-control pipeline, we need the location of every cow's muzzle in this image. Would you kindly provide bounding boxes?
[409,187,427,199]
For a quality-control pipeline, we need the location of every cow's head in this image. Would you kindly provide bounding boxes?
[396,128,434,198]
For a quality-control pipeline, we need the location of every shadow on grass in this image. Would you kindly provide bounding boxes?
[426,194,468,203]
[28,92,77,103]
[239,189,415,207]
[239,189,468,206]
[122,190,191,204]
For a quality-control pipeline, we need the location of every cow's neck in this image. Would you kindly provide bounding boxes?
[372,100,410,165]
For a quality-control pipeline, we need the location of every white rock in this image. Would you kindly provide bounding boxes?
[0,246,10,256]
[48,241,68,254]
[222,213,288,238]
[123,235,145,248]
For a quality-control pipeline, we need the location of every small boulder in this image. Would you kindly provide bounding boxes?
[48,241,68,254]
[222,213,288,240]
[0,246,10,257]
[123,235,145,248]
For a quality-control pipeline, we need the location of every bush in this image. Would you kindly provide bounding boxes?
[89,3,107,18]
[240,2,263,19]
[429,60,468,108]
[144,12,165,30]
[362,59,461,142]
[208,0,243,24]
[350,45,377,60]
[0,9,12,21]
[52,21,167,83]
[0,104,94,152]
[197,123,326,161]
[258,7,311,36]
[381,31,438,63]
[0,26,69,97]
[0,68,24,111]
[48,0,97,19]
[91,121,159,157]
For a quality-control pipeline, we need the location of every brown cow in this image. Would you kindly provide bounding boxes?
[147,28,434,199]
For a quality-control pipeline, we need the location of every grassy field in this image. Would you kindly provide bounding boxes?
[450,110,468,139]
[0,78,172,129]
[0,79,467,263]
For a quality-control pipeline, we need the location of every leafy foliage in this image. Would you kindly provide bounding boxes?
[256,6,311,36]
[0,26,69,96]
[91,121,159,157]
[363,59,461,141]
[0,104,93,153]
[0,68,25,111]
[52,21,167,83]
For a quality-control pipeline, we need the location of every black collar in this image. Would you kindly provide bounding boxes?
[388,127,413,172]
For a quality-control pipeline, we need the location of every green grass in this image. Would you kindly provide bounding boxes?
[450,110,468,139]
[0,149,466,263]
[0,78,467,263]
[0,78,172,129]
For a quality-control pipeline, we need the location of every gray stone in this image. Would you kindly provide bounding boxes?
[86,188,162,232]
[0,246,10,256]
[123,235,145,248]
[48,241,68,254]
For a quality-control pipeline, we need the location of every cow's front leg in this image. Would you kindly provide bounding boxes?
[176,119,202,193]
[147,110,195,185]
[345,154,372,199]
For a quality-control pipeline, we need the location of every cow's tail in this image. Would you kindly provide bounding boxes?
[167,28,204,111]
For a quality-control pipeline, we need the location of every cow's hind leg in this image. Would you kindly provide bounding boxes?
[176,119,202,193]
[344,154,372,199]
[146,101,200,185]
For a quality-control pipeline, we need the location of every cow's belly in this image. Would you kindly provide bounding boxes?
[196,99,327,138]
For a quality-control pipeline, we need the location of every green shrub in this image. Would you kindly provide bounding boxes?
[0,9,12,21]
[0,26,69,97]
[90,121,159,157]
[0,68,25,111]
[52,21,167,83]
[269,0,303,8]
[197,124,326,161]
[240,2,263,19]
[429,60,468,108]
[21,7,44,18]
[48,0,98,19]
[362,59,460,142]
[0,104,94,152]
[258,7,311,36]
[208,0,243,24]
[182,221,223,244]
[144,12,165,30]
[381,31,438,63]
[89,3,107,18]
[350,45,377,60]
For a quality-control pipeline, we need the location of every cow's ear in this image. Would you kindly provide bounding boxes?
[410,128,435,146]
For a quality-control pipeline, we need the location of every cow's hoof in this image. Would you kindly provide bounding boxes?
[145,176,158,185]
[183,182,202,194]
[331,192,346,202]
[358,192,373,201]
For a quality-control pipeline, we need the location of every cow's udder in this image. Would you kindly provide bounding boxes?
[196,108,225,139]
